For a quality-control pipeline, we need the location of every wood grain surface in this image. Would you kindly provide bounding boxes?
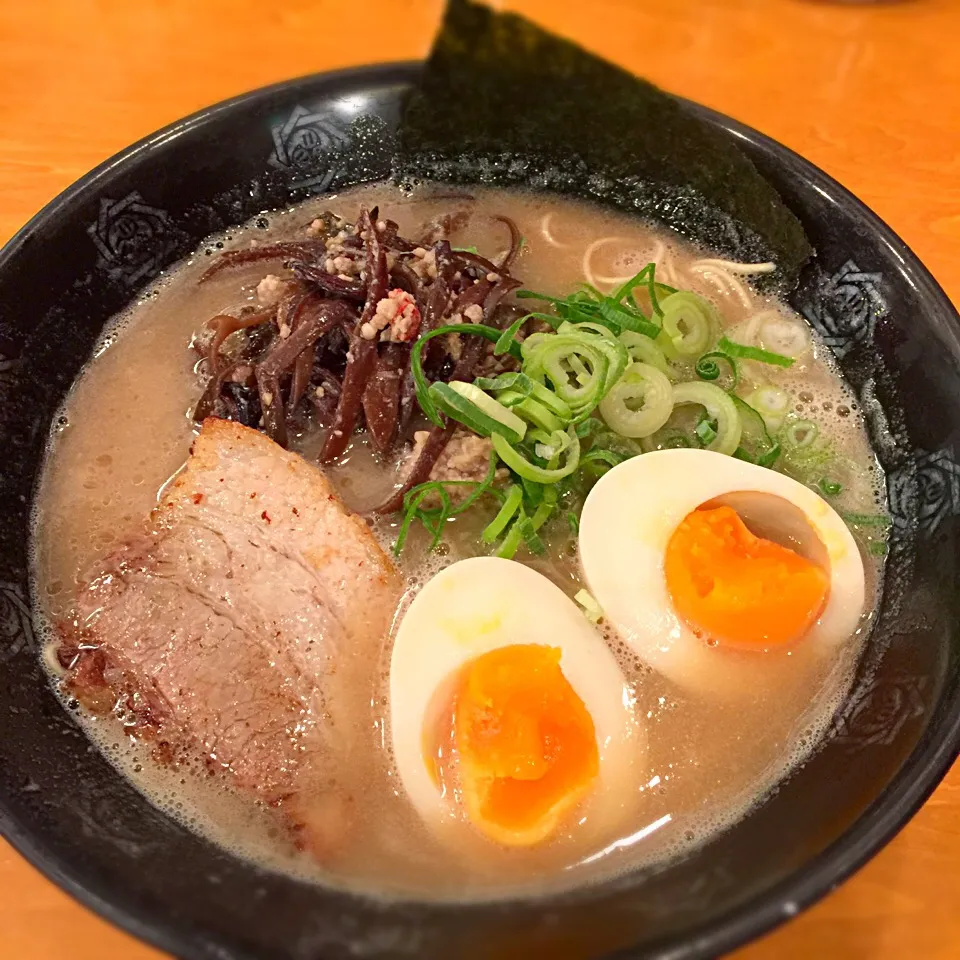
[1,1,957,958]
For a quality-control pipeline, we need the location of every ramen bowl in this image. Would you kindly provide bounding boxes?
[0,64,957,960]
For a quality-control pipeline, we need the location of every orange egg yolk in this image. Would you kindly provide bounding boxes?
[664,505,829,649]
[452,644,599,847]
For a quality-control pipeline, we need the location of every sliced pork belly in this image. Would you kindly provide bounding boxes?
[59,418,400,851]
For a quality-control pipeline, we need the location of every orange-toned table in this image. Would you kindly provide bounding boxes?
[1,1,958,958]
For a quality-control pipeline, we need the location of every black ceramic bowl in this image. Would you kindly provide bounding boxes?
[0,64,957,960]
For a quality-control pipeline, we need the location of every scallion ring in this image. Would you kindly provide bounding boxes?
[598,361,674,439]
[785,419,819,449]
[522,334,611,420]
[491,428,581,483]
[743,384,790,433]
[671,380,742,455]
[619,330,674,379]
[656,291,719,359]
[818,477,843,497]
[695,351,739,388]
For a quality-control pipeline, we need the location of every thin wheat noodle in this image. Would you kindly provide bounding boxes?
[650,242,681,288]
[540,212,572,250]
[692,259,776,276]
[692,265,752,307]
[690,259,777,308]
[583,236,684,290]
[582,236,639,288]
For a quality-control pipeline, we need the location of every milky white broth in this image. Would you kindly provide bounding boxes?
[31,183,884,898]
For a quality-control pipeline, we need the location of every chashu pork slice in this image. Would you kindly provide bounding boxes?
[59,418,400,850]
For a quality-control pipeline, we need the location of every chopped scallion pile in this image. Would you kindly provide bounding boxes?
[397,261,881,558]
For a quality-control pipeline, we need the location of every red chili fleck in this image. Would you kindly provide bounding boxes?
[192,493,204,505]
[292,507,300,516]
[261,511,271,523]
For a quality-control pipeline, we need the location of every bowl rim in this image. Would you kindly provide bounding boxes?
[0,60,958,960]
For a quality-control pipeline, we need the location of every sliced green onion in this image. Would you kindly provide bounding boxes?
[619,330,674,379]
[516,512,545,554]
[557,321,629,392]
[574,589,604,624]
[756,443,782,469]
[474,371,574,420]
[394,484,452,556]
[868,540,889,557]
[567,511,580,534]
[671,381,742,455]
[568,352,591,384]
[393,453,500,557]
[452,244,479,254]
[695,417,718,445]
[412,324,522,426]
[482,485,523,543]
[598,361,674,439]
[575,417,604,440]
[611,265,653,304]
[530,501,555,531]
[530,425,575,464]
[494,513,525,559]
[743,384,790,433]
[494,313,529,354]
[516,283,660,338]
[657,291,719,359]
[695,351,738,388]
[579,449,626,473]
[785,419,819,449]
[496,391,564,433]
[717,335,795,369]
[493,508,546,558]
[731,396,780,468]
[818,477,843,496]
[492,428,581,483]
[430,381,526,444]
[613,263,668,318]
[522,334,610,421]
[598,299,660,338]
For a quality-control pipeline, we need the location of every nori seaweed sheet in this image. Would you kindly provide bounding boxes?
[396,0,813,289]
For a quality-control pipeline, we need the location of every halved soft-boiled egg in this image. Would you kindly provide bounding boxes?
[390,557,640,848]
[579,448,866,693]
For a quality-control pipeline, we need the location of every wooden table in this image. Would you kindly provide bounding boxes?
[1,1,957,957]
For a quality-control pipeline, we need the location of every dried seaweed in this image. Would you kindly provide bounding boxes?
[396,0,812,287]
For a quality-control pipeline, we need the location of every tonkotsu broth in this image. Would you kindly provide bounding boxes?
[32,183,884,898]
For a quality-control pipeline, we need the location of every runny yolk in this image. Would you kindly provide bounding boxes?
[452,644,599,847]
[664,505,829,650]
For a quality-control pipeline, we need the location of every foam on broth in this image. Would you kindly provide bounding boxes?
[31,184,885,899]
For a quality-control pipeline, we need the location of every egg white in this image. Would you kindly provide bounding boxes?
[579,448,866,694]
[389,556,641,843]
